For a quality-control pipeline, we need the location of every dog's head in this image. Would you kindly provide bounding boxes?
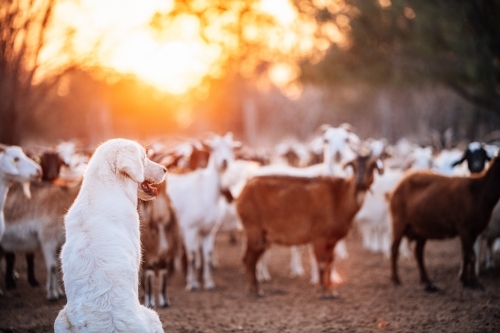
[95,139,167,201]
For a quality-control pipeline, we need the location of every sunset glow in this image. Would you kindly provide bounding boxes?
[40,0,331,95]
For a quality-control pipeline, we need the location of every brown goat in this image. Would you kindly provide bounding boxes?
[139,180,182,308]
[390,155,500,292]
[236,153,382,298]
[39,151,67,182]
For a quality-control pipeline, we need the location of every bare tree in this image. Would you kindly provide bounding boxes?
[0,0,76,144]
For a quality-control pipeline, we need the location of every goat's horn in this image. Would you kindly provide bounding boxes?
[316,124,332,135]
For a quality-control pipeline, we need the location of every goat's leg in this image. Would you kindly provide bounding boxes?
[158,267,170,308]
[313,239,338,299]
[390,231,403,285]
[485,238,496,270]
[473,236,482,276]
[414,238,437,292]
[289,246,305,277]
[460,236,483,289]
[143,269,155,308]
[183,230,201,291]
[5,252,16,290]
[256,249,271,282]
[334,240,348,259]
[243,233,266,297]
[26,253,39,287]
[308,244,319,284]
[41,241,64,300]
[201,234,216,290]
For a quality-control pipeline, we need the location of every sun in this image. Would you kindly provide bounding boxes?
[42,0,311,95]
[44,0,218,94]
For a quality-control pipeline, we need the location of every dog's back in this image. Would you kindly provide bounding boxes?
[55,139,165,333]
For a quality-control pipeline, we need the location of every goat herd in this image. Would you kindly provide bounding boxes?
[0,123,500,332]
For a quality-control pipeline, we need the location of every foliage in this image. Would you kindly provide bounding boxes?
[298,0,500,114]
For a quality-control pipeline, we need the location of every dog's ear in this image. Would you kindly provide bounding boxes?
[117,145,144,183]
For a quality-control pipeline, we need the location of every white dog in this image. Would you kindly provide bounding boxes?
[54,139,167,333]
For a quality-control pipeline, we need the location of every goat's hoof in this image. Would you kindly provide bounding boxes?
[257,289,265,298]
[28,279,40,287]
[204,281,216,291]
[160,302,170,308]
[47,296,59,302]
[320,291,340,300]
[424,284,439,293]
[6,280,17,290]
[186,284,200,292]
[464,281,485,291]
[391,276,401,286]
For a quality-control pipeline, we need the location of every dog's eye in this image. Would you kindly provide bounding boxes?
[14,157,20,162]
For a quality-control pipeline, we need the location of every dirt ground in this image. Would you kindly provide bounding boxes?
[1,231,499,333]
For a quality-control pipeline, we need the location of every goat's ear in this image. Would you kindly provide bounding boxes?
[340,123,355,132]
[116,146,144,183]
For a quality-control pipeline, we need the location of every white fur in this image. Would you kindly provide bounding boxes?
[54,139,166,333]
[167,133,238,291]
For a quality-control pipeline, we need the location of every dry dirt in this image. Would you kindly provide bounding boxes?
[1,231,500,333]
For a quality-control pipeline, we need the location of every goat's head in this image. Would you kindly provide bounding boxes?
[466,142,490,174]
[0,145,42,183]
[40,151,66,182]
[344,150,384,192]
[204,132,241,172]
[319,123,360,164]
[405,146,433,170]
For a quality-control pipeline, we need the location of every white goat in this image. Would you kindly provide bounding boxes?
[0,144,42,295]
[167,132,239,291]
[2,182,80,300]
[355,144,435,258]
[433,148,470,176]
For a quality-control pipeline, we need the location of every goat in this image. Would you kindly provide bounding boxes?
[390,154,500,291]
[452,142,491,174]
[355,143,435,257]
[139,181,182,308]
[252,125,359,283]
[0,145,42,296]
[475,202,500,273]
[38,151,67,182]
[236,152,382,298]
[1,181,80,300]
[4,147,71,291]
[167,132,240,291]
